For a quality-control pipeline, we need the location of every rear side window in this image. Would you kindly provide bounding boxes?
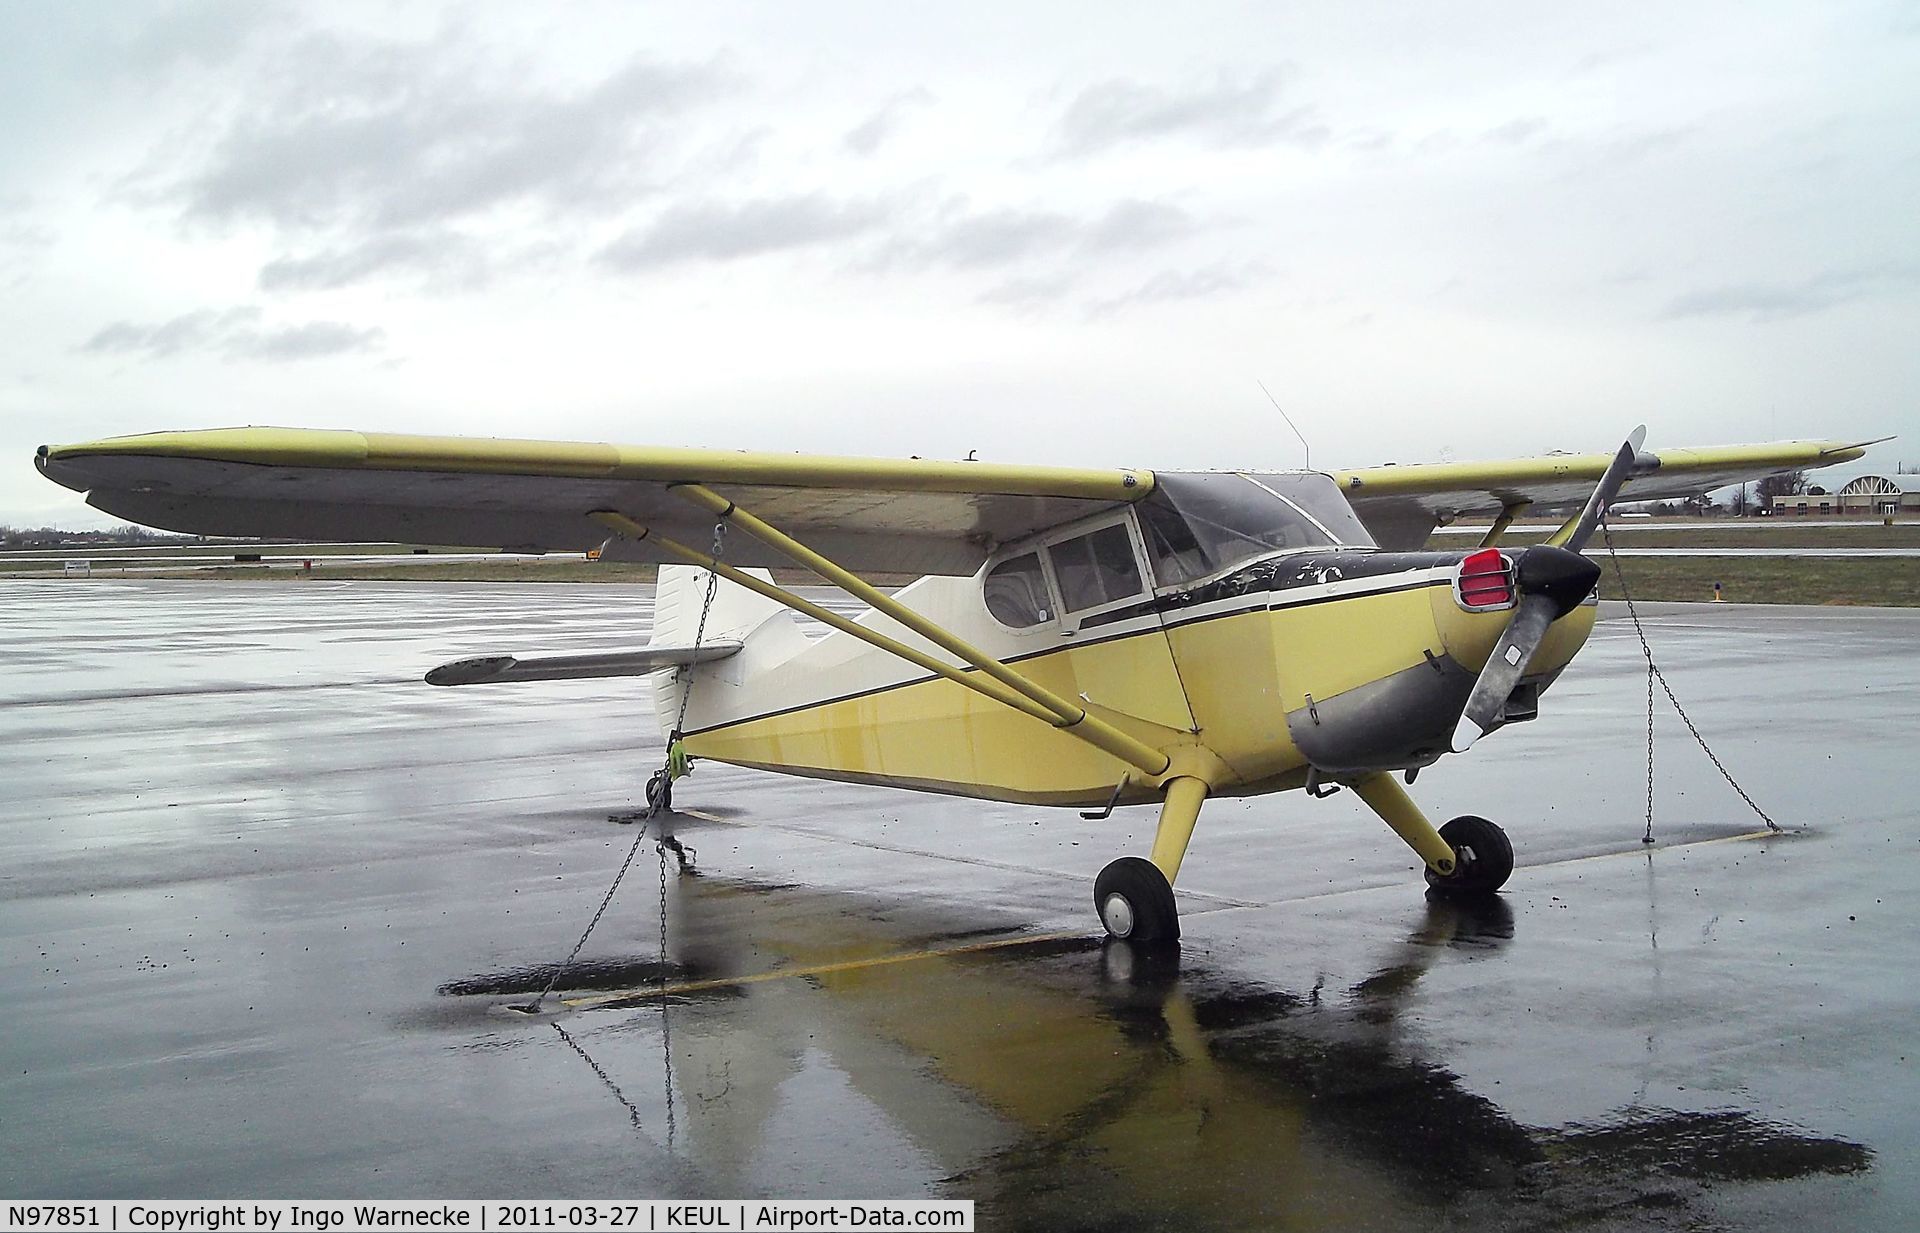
[983,553,1052,628]
[1049,523,1143,612]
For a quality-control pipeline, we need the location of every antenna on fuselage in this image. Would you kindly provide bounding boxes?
[1257,379,1311,471]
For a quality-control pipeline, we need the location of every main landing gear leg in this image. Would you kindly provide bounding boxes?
[1095,776,1207,944]
[1351,772,1513,896]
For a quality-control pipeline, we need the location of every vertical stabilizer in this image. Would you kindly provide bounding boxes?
[650,565,809,737]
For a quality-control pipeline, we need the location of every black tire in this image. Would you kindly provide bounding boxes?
[1425,814,1514,895]
[1093,856,1180,943]
[644,769,673,816]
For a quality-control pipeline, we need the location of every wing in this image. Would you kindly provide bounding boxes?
[1331,438,1880,549]
[35,427,1151,576]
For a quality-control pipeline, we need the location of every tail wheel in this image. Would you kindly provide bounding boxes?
[1094,856,1180,943]
[1425,814,1514,896]
[644,769,673,815]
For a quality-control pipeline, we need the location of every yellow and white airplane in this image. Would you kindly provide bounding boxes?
[35,426,1870,942]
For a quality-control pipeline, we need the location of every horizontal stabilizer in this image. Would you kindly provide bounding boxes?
[426,643,742,687]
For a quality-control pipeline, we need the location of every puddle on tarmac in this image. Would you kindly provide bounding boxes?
[494,874,1876,1231]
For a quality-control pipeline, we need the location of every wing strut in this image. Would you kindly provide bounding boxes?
[1478,501,1531,548]
[590,499,1173,780]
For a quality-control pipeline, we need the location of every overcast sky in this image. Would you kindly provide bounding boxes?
[4,1,1917,526]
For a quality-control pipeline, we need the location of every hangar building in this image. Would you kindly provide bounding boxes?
[1773,474,1920,516]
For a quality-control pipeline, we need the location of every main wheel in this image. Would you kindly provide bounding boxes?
[1094,857,1180,943]
[1424,814,1514,896]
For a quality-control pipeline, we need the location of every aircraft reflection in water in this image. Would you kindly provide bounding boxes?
[443,875,1869,1230]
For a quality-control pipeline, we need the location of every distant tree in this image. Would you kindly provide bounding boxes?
[1753,470,1808,511]
[0,522,188,548]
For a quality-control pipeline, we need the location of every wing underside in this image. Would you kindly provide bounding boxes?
[36,428,1151,576]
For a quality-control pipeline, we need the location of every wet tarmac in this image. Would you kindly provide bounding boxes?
[0,550,551,576]
[2,580,1916,1229]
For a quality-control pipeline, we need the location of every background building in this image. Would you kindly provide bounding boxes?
[1773,474,1920,516]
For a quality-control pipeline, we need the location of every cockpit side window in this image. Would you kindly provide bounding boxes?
[983,552,1053,628]
[1049,523,1144,613]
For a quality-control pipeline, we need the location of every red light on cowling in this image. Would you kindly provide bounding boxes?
[1456,549,1515,611]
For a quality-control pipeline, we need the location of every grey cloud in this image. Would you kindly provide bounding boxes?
[1580,126,1691,168]
[0,213,51,289]
[917,207,1081,269]
[114,1,289,77]
[1663,266,1920,323]
[81,306,382,361]
[1085,261,1271,318]
[701,126,774,175]
[228,320,385,360]
[0,220,53,247]
[595,192,1202,279]
[843,88,933,156]
[1050,69,1327,159]
[597,195,893,270]
[1567,44,1654,76]
[83,306,262,357]
[977,275,1076,311]
[258,231,489,292]
[180,42,729,232]
[1485,117,1548,145]
[1084,200,1196,250]
[1,195,57,275]
[141,27,736,291]
[899,198,1200,271]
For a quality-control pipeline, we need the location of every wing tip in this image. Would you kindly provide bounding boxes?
[1822,435,1895,462]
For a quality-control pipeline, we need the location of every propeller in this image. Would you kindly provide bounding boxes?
[1450,426,1646,753]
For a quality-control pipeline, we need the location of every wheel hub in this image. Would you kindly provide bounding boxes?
[1100,892,1135,938]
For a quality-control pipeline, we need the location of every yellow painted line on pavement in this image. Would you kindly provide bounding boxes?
[1543,828,1784,871]
[558,927,1089,1012]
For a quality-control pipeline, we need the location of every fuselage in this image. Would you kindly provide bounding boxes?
[666,472,1597,807]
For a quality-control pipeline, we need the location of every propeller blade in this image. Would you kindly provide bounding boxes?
[1547,424,1647,554]
[1450,543,1604,752]
[1452,594,1554,752]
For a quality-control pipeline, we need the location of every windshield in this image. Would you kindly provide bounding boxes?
[1138,471,1374,587]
